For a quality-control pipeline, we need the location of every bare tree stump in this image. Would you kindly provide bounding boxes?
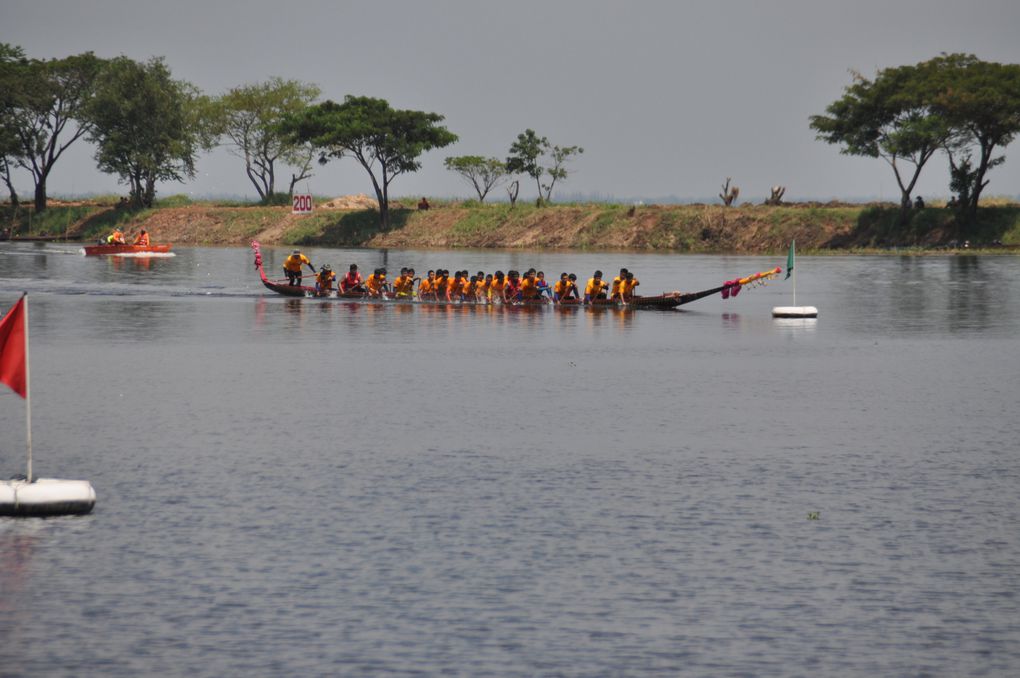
[764,185,786,205]
[719,178,739,206]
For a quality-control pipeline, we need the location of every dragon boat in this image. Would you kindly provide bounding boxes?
[251,241,779,309]
[83,243,173,256]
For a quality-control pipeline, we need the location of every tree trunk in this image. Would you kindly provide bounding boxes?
[34,180,47,213]
[1,163,18,209]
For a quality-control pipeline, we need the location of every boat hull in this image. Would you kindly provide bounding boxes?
[83,244,173,256]
[0,478,96,517]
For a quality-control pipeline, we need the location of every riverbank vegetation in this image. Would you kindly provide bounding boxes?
[4,197,1018,253]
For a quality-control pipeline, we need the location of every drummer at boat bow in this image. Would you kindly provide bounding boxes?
[283,249,316,286]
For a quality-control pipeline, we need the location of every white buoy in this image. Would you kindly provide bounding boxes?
[772,305,818,318]
[773,240,818,319]
[0,478,96,516]
[2,294,96,518]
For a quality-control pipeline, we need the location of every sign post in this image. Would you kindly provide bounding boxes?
[291,193,314,215]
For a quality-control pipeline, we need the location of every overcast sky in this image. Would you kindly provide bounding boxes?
[3,0,1019,203]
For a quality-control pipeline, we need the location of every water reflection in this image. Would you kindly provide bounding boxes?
[947,256,990,332]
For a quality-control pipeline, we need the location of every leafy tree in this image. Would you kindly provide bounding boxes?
[443,155,508,202]
[284,95,457,228]
[2,49,104,212]
[213,77,320,203]
[506,129,583,203]
[0,44,28,207]
[506,129,546,200]
[86,56,213,208]
[927,54,1020,216]
[810,64,951,212]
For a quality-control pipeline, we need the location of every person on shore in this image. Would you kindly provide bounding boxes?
[339,264,363,293]
[418,197,430,210]
[914,195,925,209]
[107,229,126,245]
[283,249,315,286]
[585,270,608,303]
[133,229,150,246]
[315,264,336,295]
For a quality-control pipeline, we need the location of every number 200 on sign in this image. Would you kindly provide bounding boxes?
[292,194,313,214]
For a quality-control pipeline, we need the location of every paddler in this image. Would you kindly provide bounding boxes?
[609,268,629,302]
[339,263,363,293]
[490,271,506,303]
[621,271,640,302]
[553,272,570,303]
[364,267,389,297]
[418,270,436,300]
[315,264,336,295]
[133,229,150,246]
[283,249,316,286]
[434,270,450,300]
[392,268,415,298]
[447,271,465,301]
[504,270,522,302]
[106,229,127,244]
[585,270,608,303]
[477,273,491,303]
[564,273,581,301]
[520,269,542,301]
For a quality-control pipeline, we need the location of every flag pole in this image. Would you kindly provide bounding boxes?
[24,293,32,483]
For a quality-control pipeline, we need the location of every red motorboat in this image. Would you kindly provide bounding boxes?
[83,243,173,256]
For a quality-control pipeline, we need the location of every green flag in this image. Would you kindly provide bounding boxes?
[785,240,795,280]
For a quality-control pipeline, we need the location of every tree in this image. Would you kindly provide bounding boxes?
[86,56,213,208]
[0,44,28,207]
[506,129,583,203]
[927,54,1020,216]
[3,50,104,212]
[542,143,584,203]
[443,155,508,202]
[213,77,320,203]
[810,64,951,213]
[284,95,457,228]
[506,129,547,200]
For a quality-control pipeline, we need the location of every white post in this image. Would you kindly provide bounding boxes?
[24,294,32,483]
[792,262,797,308]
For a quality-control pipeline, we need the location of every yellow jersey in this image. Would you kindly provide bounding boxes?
[284,254,310,272]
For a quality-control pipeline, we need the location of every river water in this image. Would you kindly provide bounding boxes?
[1,242,1018,676]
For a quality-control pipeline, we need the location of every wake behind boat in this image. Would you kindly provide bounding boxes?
[251,242,780,310]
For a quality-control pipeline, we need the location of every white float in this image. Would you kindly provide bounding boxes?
[772,305,818,318]
[0,478,96,517]
[1,294,96,518]
[773,240,819,319]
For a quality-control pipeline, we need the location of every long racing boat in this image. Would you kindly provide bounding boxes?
[251,241,780,309]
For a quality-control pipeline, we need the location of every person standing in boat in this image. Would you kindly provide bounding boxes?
[133,229,150,246]
[585,270,608,303]
[315,264,336,296]
[283,249,316,286]
[339,264,363,293]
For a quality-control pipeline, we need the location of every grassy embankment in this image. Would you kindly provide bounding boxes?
[3,195,1020,253]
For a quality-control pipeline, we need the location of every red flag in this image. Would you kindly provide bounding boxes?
[0,295,27,398]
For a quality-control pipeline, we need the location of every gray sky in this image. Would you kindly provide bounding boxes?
[3,0,1019,203]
